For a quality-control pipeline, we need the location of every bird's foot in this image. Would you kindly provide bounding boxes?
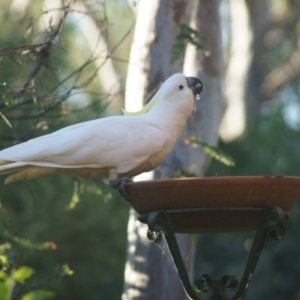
[110,177,132,201]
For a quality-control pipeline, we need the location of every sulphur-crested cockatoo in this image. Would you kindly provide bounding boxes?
[0,73,203,186]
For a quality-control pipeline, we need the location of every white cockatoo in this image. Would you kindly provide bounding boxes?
[0,73,203,186]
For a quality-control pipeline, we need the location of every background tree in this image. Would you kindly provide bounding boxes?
[199,1,300,300]
[0,0,300,300]
[0,1,132,299]
[122,1,224,299]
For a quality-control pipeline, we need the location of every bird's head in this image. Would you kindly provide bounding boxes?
[123,73,204,116]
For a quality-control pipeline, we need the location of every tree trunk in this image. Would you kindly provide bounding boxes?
[122,1,224,299]
[244,0,268,120]
[219,0,252,142]
[164,0,224,177]
[71,2,122,115]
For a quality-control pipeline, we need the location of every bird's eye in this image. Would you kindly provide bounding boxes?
[178,85,184,90]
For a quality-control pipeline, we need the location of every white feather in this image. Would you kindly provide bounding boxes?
[0,73,195,183]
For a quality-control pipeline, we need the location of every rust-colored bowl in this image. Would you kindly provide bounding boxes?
[126,176,300,233]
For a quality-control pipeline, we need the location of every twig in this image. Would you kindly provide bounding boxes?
[14,7,70,100]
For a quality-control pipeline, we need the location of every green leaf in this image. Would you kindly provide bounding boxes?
[0,229,51,251]
[14,266,34,284]
[0,270,7,280]
[0,82,14,105]
[0,255,10,267]
[67,181,80,210]
[170,23,209,64]
[61,264,74,276]
[21,290,55,300]
[0,282,8,299]
[185,137,235,167]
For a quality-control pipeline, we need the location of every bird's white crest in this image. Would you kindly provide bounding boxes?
[0,73,202,184]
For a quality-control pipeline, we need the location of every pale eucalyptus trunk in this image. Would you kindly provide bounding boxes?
[219,0,252,142]
[123,1,224,299]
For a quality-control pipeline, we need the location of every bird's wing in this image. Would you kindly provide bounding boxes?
[0,116,166,173]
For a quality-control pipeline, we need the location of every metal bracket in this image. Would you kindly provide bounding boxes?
[141,206,287,300]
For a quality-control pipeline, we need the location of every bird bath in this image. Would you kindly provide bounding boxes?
[123,176,300,300]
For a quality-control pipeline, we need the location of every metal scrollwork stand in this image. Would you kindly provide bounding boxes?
[139,206,287,300]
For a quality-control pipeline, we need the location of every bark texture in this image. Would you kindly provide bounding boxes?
[244,0,268,120]
[163,0,224,176]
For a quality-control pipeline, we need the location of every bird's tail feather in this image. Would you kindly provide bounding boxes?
[0,160,10,167]
[3,165,110,184]
[0,161,29,175]
[5,167,61,184]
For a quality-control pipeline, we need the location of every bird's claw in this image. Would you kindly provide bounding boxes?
[110,177,132,201]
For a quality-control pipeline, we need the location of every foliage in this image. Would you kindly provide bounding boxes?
[170,23,209,64]
[185,136,235,167]
[0,229,67,300]
[0,1,132,299]
[0,166,129,300]
[0,0,300,299]
[202,106,300,299]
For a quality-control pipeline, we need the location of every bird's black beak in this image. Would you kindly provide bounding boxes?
[186,77,204,96]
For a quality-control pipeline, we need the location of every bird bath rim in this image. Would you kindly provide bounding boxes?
[126,176,300,233]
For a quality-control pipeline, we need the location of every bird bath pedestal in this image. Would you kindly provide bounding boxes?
[123,176,300,300]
